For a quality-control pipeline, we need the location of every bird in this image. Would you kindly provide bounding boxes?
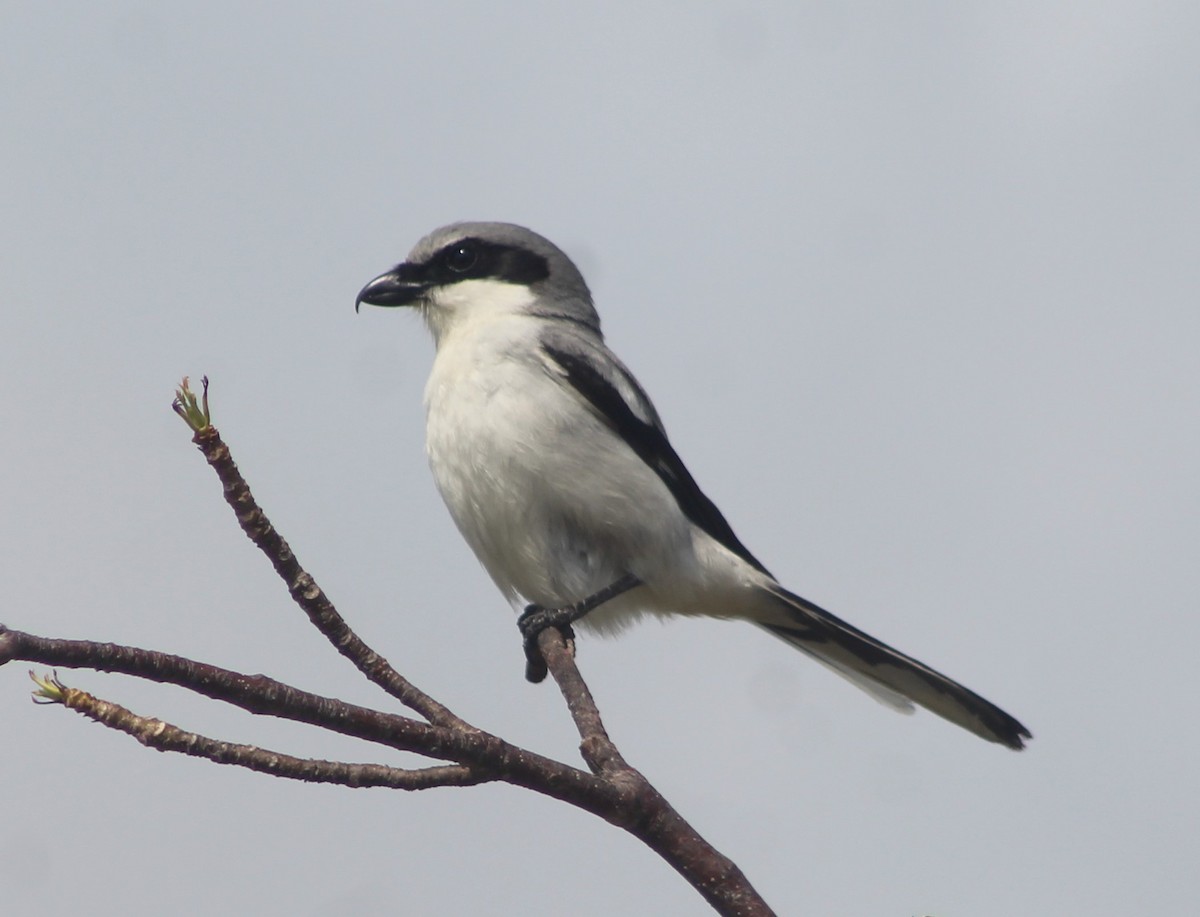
[356,221,1031,750]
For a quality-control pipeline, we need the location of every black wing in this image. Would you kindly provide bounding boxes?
[542,341,771,577]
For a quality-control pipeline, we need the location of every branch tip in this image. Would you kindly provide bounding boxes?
[29,670,67,704]
[172,375,212,432]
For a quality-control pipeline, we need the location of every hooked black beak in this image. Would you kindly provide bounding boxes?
[355,264,428,313]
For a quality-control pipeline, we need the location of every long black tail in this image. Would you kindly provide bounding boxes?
[758,585,1031,750]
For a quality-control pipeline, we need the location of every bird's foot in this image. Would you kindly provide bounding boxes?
[518,604,577,683]
[516,576,642,683]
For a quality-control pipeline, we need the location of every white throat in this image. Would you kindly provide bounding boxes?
[422,279,537,346]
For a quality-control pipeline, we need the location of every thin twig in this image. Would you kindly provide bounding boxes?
[30,672,488,789]
[173,377,465,729]
[538,628,628,775]
[5,628,442,752]
[1,627,611,811]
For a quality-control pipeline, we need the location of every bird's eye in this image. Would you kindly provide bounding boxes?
[445,244,478,273]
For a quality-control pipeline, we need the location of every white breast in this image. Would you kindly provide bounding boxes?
[422,312,694,622]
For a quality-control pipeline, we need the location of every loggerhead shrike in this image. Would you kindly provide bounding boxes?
[357,222,1031,750]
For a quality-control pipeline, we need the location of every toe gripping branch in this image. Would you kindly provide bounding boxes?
[516,574,642,683]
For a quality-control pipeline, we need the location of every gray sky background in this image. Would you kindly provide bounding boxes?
[3,3,1197,915]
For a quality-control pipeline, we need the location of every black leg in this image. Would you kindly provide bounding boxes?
[518,573,642,683]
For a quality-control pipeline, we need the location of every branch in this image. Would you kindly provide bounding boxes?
[6,627,772,915]
[30,672,486,790]
[537,627,628,775]
[1,377,779,916]
[0,626,619,812]
[172,377,466,729]
[537,629,768,914]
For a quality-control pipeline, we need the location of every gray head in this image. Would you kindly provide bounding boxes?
[356,222,599,341]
